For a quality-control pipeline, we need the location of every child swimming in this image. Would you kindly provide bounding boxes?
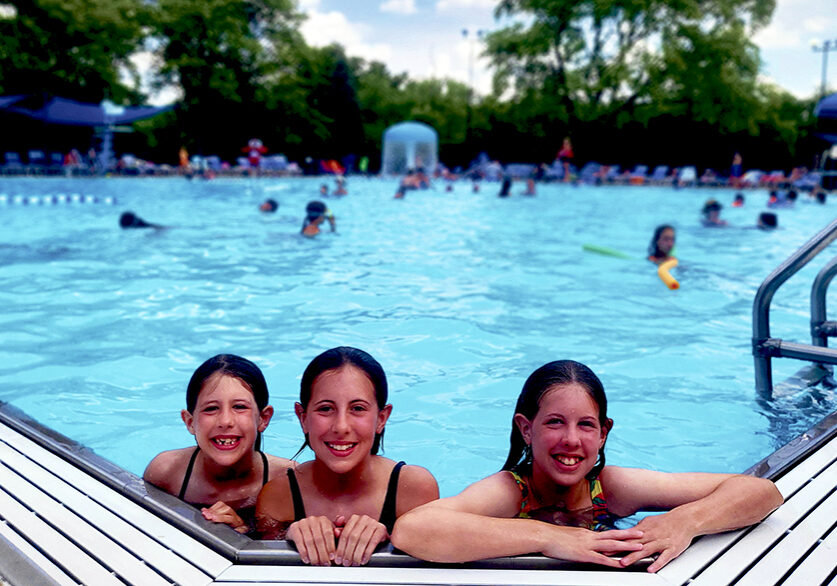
[392,360,782,572]
[143,354,294,535]
[256,346,438,566]
[647,225,676,264]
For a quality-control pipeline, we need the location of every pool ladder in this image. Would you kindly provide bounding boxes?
[753,217,837,399]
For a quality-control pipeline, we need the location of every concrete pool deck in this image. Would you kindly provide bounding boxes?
[0,401,834,586]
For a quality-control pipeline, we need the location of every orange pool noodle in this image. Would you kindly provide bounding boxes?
[657,258,679,290]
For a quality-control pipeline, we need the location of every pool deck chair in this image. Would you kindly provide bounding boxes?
[0,401,835,586]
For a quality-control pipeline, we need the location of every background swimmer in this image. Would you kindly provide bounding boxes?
[648,225,676,264]
[119,211,163,229]
[700,199,727,227]
[302,200,336,237]
[259,199,278,213]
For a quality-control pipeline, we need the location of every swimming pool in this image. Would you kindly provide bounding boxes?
[0,176,834,498]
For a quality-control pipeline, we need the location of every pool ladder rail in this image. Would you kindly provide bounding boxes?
[753,217,837,399]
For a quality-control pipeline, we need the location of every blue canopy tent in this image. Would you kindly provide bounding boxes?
[815,93,837,189]
[0,95,174,171]
[381,121,438,176]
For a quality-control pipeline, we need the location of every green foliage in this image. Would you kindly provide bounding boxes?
[0,0,149,101]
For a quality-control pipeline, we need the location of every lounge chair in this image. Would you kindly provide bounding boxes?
[629,165,648,185]
[649,165,670,184]
[1,152,24,175]
[27,150,47,174]
[677,166,697,187]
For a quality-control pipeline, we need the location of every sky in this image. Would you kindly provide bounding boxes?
[295,0,837,101]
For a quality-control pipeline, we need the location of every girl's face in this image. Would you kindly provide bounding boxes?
[514,383,608,488]
[296,365,391,474]
[657,228,675,255]
[182,373,273,466]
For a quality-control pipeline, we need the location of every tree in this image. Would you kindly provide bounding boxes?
[0,0,149,102]
[486,0,776,133]
[150,0,301,157]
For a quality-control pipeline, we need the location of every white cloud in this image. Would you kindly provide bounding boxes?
[380,0,417,15]
[299,7,393,64]
[436,0,496,12]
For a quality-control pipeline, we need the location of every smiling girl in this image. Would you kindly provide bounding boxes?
[256,346,438,566]
[144,354,294,535]
[392,360,783,572]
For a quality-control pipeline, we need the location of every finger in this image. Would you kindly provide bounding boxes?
[311,518,335,566]
[358,525,387,566]
[335,516,361,566]
[600,528,644,540]
[598,540,645,555]
[620,547,654,568]
[587,552,629,568]
[648,548,678,573]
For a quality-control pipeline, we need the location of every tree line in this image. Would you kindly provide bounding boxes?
[0,0,828,174]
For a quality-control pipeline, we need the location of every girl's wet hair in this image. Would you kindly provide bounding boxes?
[186,354,269,449]
[648,224,674,259]
[296,346,389,457]
[502,360,610,480]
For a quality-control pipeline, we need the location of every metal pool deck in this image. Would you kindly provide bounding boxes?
[0,401,835,586]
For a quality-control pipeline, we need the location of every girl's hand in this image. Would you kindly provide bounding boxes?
[333,514,388,566]
[201,501,248,534]
[286,516,338,566]
[619,513,692,572]
[541,526,644,567]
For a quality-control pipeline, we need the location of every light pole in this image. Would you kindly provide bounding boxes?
[812,39,837,98]
[461,29,485,148]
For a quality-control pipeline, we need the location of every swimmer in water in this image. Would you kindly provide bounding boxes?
[319,184,329,197]
[334,177,347,196]
[259,199,278,213]
[757,212,778,230]
[119,211,163,229]
[700,199,727,227]
[648,225,676,264]
[301,201,336,237]
[732,193,744,207]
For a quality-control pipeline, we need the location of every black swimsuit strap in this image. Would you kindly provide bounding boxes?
[379,461,405,533]
[260,451,269,485]
[178,448,268,501]
[178,447,200,500]
[287,468,307,521]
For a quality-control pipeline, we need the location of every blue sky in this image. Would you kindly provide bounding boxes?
[297,0,837,101]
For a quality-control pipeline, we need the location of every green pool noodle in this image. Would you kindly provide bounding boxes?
[582,244,636,260]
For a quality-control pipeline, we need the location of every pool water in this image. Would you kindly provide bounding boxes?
[0,176,834,497]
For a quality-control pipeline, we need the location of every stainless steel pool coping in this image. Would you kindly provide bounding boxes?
[1,400,835,585]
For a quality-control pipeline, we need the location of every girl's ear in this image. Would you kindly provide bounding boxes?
[376,404,393,434]
[513,413,532,444]
[600,418,613,447]
[181,410,195,435]
[294,402,307,433]
[258,405,274,432]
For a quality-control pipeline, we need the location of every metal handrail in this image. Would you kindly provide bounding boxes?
[811,256,837,347]
[753,218,837,399]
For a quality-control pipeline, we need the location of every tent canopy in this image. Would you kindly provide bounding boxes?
[814,93,837,143]
[0,95,174,127]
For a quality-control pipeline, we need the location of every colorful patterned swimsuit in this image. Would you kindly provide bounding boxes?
[508,470,617,531]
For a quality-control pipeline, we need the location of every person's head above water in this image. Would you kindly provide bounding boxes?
[502,359,611,481]
[297,346,389,456]
[702,199,722,217]
[259,199,278,213]
[305,200,328,221]
[757,212,778,230]
[648,224,675,260]
[184,354,271,450]
[119,211,160,229]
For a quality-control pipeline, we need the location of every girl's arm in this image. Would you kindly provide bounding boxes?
[391,471,643,565]
[603,466,783,572]
[394,464,440,516]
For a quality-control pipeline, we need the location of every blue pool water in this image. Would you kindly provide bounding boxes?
[0,176,834,497]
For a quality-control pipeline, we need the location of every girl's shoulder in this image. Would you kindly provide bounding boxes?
[264,454,296,480]
[143,447,197,492]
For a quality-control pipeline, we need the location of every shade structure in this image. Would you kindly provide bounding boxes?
[381,121,437,175]
[814,93,837,143]
[0,95,174,171]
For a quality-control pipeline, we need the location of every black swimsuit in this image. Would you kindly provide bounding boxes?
[287,461,405,533]
[178,447,269,536]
